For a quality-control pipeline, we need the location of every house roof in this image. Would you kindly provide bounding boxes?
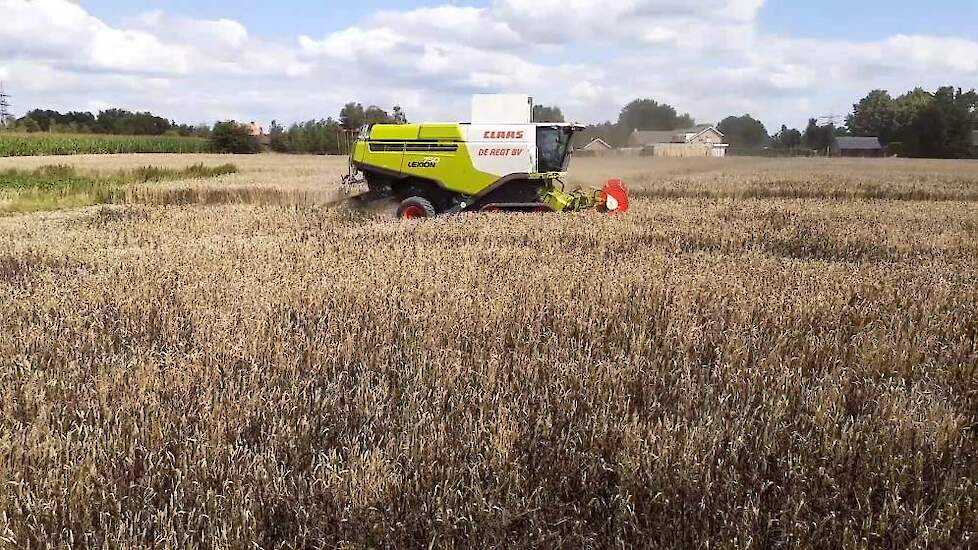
[580,137,612,150]
[837,136,882,150]
[632,125,724,146]
[631,130,677,145]
[686,126,725,141]
[677,124,719,135]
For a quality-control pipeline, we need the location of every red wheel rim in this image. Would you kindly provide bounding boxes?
[401,205,425,219]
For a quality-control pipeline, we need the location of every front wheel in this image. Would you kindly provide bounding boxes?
[397,197,437,219]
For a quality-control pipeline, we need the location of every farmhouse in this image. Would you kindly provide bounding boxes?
[628,125,729,157]
[576,137,613,157]
[834,136,883,158]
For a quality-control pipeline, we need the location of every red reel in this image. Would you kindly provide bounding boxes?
[602,179,629,214]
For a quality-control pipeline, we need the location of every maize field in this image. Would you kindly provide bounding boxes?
[0,154,975,547]
[0,133,211,157]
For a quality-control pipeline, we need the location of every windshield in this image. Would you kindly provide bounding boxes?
[536,126,575,173]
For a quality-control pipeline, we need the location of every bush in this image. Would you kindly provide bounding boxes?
[210,122,261,154]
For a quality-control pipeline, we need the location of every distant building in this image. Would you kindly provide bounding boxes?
[627,125,728,157]
[834,136,883,157]
[247,121,272,148]
[577,137,614,156]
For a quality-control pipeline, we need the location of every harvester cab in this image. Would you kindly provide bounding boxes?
[342,94,629,219]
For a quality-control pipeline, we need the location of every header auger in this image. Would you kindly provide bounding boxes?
[341,94,629,219]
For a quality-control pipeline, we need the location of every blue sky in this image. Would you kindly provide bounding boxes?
[79,0,978,41]
[760,1,976,41]
[2,0,976,129]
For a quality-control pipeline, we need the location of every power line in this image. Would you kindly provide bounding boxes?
[816,113,845,126]
[0,81,11,127]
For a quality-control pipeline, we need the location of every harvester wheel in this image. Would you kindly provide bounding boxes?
[397,197,436,219]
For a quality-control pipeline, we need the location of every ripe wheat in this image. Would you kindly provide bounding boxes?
[0,154,975,547]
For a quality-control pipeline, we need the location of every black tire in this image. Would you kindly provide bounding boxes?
[397,196,437,219]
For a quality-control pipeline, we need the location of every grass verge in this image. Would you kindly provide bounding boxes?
[0,163,237,214]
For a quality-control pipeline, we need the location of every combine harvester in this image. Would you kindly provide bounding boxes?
[343,95,629,218]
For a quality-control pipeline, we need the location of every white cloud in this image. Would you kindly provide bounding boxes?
[0,0,975,131]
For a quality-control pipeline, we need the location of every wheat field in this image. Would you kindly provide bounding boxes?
[1,154,976,548]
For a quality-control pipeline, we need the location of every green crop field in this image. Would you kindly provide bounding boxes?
[0,133,212,157]
[0,162,236,213]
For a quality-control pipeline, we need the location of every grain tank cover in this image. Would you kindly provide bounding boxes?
[370,125,420,140]
[418,124,463,141]
[471,94,533,124]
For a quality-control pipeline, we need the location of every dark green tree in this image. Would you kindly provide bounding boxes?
[532,105,565,123]
[717,114,769,150]
[931,87,975,158]
[210,121,261,154]
[871,86,978,158]
[268,120,291,153]
[803,119,836,153]
[364,106,393,126]
[618,99,694,132]
[772,125,802,151]
[339,103,366,131]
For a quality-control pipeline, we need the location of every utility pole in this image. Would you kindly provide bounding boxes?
[0,81,11,129]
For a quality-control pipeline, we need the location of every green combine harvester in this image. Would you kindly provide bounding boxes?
[343,95,629,218]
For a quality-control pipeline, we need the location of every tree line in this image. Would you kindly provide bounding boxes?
[573,85,976,159]
[9,108,210,137]
[759,86,976,158]
[10,85,975,158]
[266,103,408,155]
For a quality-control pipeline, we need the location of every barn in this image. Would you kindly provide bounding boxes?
[628,125,729,157]
[834,137,883,157]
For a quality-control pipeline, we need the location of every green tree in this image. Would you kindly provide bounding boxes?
[268,120,291,153]
[889,88,929,157]
[210,121,261,154]
[873,86,978,158]
[340,103,366,131]
[803,119,836,153]
[618,99,694,132]
[846,90,896,144]
[772,125,802,151]
[717,114,769,151]
[932,87,975,158]
[532,105,565,123]
[20,118,41,133]
[270,119,346,155]
[364,106,393,126]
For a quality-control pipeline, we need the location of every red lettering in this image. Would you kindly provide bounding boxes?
[482,129,527,140]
